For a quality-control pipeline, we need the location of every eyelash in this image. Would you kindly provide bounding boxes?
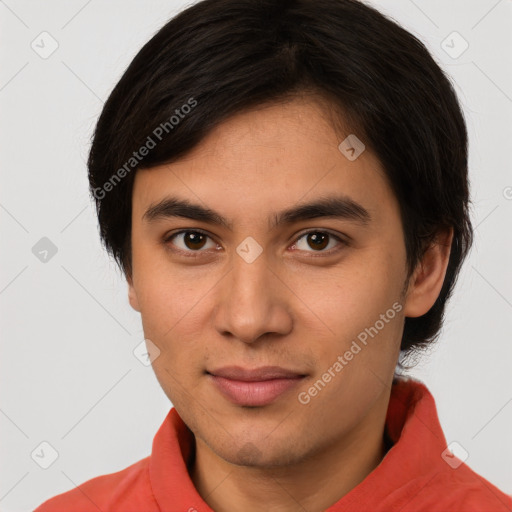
[163,229,348,258]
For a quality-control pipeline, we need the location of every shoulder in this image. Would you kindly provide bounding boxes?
[33,456,158,512]
[402,464,512,511]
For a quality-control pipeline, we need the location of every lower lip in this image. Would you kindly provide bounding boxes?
[209,374,304,406]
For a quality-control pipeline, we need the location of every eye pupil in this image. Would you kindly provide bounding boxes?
[308,232,329,250]
[185,231,207,250]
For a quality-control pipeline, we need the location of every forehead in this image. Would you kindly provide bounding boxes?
[132,97,397,230]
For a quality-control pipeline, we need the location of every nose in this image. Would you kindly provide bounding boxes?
[213,248,293,344]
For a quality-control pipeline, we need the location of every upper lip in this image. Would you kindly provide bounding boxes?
[207,365,306,381]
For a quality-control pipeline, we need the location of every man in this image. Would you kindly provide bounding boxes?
[35,0,512,510]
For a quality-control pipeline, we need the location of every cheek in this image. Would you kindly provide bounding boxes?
[300,249,405,371]
[134,267,215,375]
[315,256,403,326]
[132,243,209,335]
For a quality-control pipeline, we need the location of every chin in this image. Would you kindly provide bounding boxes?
[211,434,308,468]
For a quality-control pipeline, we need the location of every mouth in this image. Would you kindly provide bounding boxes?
[206,366,307,407]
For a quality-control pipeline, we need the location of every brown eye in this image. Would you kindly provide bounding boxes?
[182,231,207,250]
[306,232,329,250]
[293,230,345,253]
[165,230,216,253]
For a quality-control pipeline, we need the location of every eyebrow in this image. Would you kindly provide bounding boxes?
[142,195,372,230]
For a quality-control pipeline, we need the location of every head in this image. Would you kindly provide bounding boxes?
[88,0,472,467]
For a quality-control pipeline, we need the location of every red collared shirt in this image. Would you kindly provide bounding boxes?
[34,377,512,511]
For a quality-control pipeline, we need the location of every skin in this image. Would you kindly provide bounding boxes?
[127,95,453,512]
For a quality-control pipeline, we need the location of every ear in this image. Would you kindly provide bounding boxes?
[403,227,454,318]
[127,274,141,313]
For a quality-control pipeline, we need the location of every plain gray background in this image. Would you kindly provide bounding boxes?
[1,0,511,510]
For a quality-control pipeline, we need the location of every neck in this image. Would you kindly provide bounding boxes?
[190,395,391,512]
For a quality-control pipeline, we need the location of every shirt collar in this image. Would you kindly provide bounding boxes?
[148,376,447,510]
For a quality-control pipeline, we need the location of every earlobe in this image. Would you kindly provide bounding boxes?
[127,276,141,313]
[403,228,453,318]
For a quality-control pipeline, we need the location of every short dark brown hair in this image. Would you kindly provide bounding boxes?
[88,0,473,363]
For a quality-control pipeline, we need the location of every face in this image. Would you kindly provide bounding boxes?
[127,96,433,468]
